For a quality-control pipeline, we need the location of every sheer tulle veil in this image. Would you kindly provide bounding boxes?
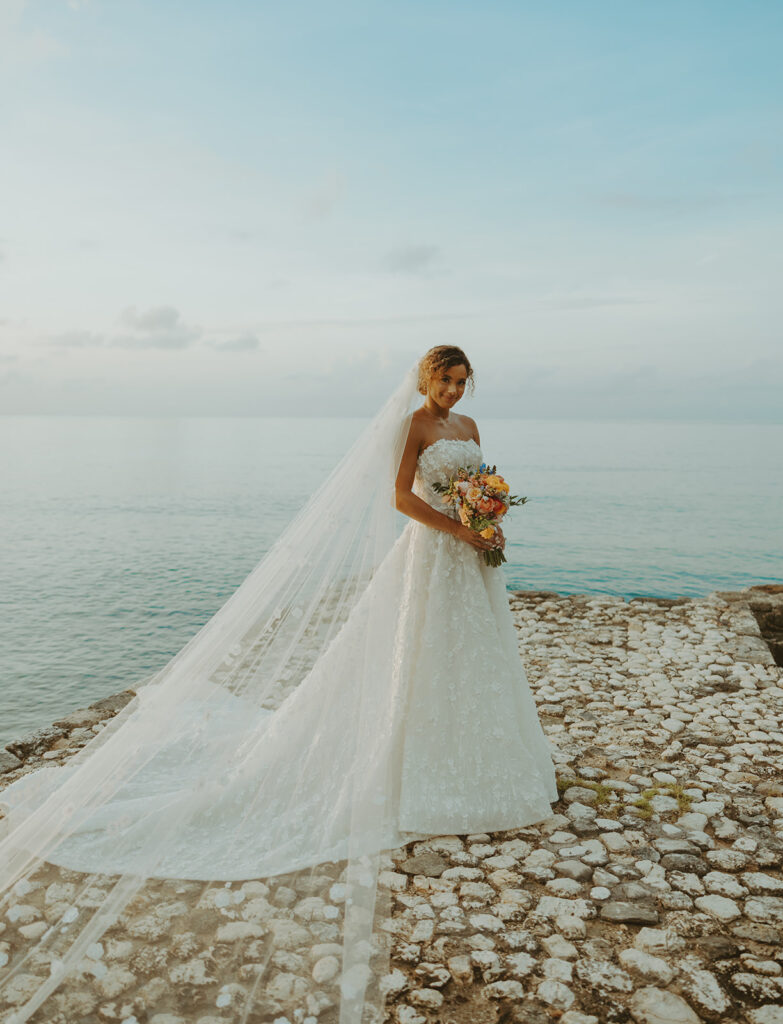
[0,360,425,1023]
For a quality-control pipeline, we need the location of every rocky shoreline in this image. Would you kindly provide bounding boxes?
[1,584,782,1024]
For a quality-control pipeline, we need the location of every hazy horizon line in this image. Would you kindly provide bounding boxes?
[2,412,781,425]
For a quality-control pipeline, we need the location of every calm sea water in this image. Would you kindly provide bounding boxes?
[1,415,781,746]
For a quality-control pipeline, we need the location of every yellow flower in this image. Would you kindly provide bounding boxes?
[459,506,470,526]
[480,526,495,539]
[486,474,508,492]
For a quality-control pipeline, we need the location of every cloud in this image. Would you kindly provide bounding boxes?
[45,328,199,350]
[42,308,270,354]
[381,244,441,274]
[49,330,105,348]
[44,306,201,350]
[110,332,198,350]
[209,333,261,352]
[120,305,182,331]
[116,305,200,348]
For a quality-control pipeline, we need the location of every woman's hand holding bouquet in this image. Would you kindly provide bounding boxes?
[433,462,527,566]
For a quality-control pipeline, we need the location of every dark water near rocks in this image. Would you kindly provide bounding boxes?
[1,415,781,745]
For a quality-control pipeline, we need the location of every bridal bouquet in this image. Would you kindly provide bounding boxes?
[432,462,527,566]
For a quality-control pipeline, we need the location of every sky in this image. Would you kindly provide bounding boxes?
[1,0,781,419]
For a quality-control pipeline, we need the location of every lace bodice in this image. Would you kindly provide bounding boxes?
[413,437,483,518]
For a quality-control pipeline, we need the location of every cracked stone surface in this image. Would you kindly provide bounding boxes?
[1,585,782,1023]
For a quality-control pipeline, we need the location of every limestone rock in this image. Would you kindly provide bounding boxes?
[600,901,659,925]
[0,750,23,773]
[629,986,701,1024]
[398,853,449,877]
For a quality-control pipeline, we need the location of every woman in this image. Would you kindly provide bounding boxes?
[391,347,559,835]
[0,345,558,1024]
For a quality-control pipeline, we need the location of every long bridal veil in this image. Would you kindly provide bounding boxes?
[0,361,423,1024]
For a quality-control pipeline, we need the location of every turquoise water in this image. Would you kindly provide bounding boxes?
[1,415,781,746]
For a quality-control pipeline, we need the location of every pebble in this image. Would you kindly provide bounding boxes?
[618,948,676,985]
[629,986,702,1023]
[693,894,742,921]
[537,978,575,1008]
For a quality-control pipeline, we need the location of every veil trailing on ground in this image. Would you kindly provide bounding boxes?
[0,361,424,1024]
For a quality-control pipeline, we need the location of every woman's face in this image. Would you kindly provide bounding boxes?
[429,363,468,409]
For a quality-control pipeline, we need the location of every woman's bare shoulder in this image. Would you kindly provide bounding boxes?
[407,407,429,444]
[456,412,480,442]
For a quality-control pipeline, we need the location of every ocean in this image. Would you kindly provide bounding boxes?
[1,415,781,746]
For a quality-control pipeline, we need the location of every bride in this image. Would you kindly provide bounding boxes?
[0,345,559,1024]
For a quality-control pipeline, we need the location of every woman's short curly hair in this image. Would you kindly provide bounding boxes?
[417,345,475,396]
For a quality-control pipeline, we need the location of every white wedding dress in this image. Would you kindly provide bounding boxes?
[0,417,560,1024]
[0,437,558,879]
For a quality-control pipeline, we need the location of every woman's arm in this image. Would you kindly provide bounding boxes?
[394,419,495,552]
[459,415,504,552]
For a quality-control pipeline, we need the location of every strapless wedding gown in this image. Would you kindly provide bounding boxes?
[0,437,559,880]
